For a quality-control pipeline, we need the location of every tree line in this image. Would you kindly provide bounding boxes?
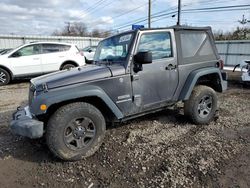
[52,22,112,38]
[213,27,250,40]
[53,22,249,40]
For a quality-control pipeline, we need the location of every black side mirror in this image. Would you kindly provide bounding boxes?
[134,51,152,64]
[133,51,152,72]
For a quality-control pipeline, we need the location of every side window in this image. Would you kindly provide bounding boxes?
[59,44,71,51]
[42,44,70,54]
[180,31,215,62]
[16,44,40,56]
[137,32,172,60]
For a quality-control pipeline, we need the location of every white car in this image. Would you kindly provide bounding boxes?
[232,60,250,82]
[0,42,85,85]
[82,46,97,63]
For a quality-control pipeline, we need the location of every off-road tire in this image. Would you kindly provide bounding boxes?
[0,68,10,86]
[184,85,218,125]
[46,102,106,161]
[61,64,76,70]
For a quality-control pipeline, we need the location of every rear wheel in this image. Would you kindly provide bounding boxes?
[46,102,106,161]
[0,68,10,86]
[184,85,217,125]
[61,63,76,70]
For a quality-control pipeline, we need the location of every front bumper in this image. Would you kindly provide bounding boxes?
[10,106,44,139]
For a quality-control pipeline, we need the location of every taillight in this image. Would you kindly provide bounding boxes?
[220,59,224,69]
[216,59,224,69]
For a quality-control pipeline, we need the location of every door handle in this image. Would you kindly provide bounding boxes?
[33,58,40,60]
[165,64,176,70]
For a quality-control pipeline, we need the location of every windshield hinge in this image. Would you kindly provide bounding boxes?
[42,83,48,92]
[131,74,139,81]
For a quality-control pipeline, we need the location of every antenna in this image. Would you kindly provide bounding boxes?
[177,0,181,25]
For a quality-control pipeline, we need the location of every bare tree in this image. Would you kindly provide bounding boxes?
[70,22,88,36]
[91,29,111,38]
[52,22,111,38]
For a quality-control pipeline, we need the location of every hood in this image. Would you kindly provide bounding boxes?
[31,64,125,90]
[0,54,8,59]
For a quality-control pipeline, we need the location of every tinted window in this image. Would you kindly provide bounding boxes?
[42,44,71,54]
[137,32,172,60]
[16,44,40,56]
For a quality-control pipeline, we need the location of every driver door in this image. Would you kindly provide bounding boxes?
[131,30,178,112]
[9,44,42,76]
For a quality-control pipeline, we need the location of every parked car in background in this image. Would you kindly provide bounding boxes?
[81,46,97,63]
[232,60,250,83]
[0,48,13,55]
[0,42,85,85]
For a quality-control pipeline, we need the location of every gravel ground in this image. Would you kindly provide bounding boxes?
[0,81,249,188]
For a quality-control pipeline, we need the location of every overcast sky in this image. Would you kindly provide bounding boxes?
[0,0,249,35]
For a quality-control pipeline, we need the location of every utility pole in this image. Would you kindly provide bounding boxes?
[238,14,248,25]
[238,15,249,39]
[177,0,181,25]
[148,0,151,28]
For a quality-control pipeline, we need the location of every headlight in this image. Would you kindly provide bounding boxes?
[30,83,36,92]
[29,83,48,101]
[29,83,36,103]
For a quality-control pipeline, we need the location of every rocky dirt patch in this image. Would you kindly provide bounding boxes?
[0,82,249,188]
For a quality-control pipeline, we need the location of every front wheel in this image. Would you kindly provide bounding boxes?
[184,85,218,125]
[0,68,10,86]
[46,102,106,161]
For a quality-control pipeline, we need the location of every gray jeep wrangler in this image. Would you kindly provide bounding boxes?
[10,26,227,161]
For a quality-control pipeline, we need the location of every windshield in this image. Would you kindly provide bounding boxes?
[94,32,134,64]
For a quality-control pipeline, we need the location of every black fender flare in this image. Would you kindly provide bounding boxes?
[178,67,224,101]
[30,85,124,119]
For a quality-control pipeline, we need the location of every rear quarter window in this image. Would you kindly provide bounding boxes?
[42,44,71,54]
[179,31,216,64]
